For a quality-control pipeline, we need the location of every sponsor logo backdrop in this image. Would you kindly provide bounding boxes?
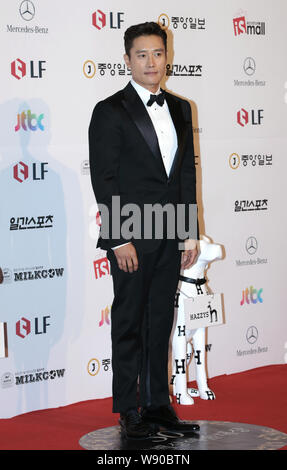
[0,0,286,417]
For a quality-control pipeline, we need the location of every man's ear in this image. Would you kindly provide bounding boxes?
[123,53,130,68]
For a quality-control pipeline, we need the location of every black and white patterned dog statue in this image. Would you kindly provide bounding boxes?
[171,235,223,405]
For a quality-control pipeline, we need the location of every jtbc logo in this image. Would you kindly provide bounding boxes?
[99,306,111,327]
[13,161,48,183]
[237,108,264,127]
[240,286,263,305]
[16,316,51,339]
[93,257,110,279]
[92,10,124,30]
[11,58,46,80]
[15,110,44,132]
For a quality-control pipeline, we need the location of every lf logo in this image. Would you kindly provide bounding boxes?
[92,10,124,30]
[11,59,46,80]
[16,316,51,338]
[240,286,263,305]
[237,108,264,127]
[13,161,48,183]
[15,110,44,132]
[94,257,110,279]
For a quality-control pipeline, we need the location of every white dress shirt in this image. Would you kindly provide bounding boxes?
[112,80,178,250]
[130,79,178,177]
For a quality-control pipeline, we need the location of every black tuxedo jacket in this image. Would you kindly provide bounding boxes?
[89,82,198,253]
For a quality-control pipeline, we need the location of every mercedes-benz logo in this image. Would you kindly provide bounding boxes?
[245,236,258,255]
[246,326,258,344]
[243,57,256,76]
[19,1,35,21]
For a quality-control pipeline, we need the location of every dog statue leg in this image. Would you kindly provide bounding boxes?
[186,341,200,398]
[192,327,216,400]
[172,292,194,405]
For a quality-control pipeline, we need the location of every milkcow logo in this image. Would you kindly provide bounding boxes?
[14,267,64,282]
[15,368,65,385]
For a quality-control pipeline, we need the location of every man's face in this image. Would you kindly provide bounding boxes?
[124,34,167,93]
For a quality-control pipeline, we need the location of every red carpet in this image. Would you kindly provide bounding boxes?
[0,364,286,450]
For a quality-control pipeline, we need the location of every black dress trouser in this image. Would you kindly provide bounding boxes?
[107,238,181,414]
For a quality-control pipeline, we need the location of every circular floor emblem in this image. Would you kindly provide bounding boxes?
[79,421,287,450]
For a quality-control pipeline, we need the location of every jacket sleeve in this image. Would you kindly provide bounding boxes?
[180,100,199,241]
[88,100,128,249]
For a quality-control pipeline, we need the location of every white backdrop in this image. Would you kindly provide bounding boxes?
[0,0,287,418]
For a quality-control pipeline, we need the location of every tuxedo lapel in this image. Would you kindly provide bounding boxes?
[121,82,163,164]
[121,82,188,181]
[164,91,188,180]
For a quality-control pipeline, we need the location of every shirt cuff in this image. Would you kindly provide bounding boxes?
[112,242,131,250]
[184,239,197,250]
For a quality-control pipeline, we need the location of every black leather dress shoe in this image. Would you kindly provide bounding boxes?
[141,404,200,433]
[119,408,158,440]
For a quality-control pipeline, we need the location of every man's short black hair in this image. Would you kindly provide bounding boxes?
[124,21,167,57]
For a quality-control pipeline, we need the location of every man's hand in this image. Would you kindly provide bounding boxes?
[113,243,139,273]
[181,239,198,270]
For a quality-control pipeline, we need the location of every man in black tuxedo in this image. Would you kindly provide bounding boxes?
[89,22,199,439]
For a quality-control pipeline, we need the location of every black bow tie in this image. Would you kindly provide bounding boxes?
[147,91,165,107]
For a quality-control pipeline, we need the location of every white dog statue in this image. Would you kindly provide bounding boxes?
[171,235,223,405]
